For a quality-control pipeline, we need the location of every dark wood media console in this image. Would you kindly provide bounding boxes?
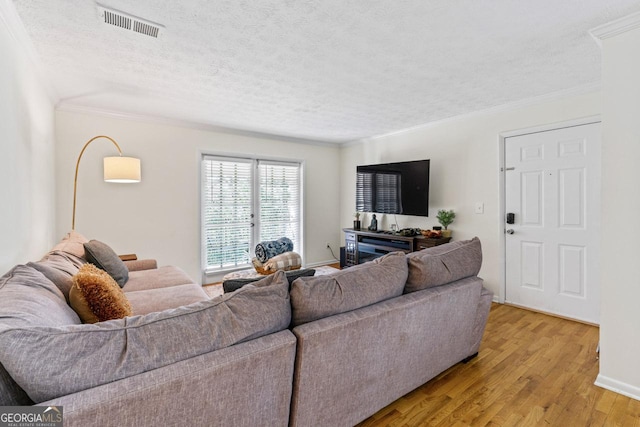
[342,228,451,267]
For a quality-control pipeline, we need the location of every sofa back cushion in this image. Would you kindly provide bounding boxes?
[27,250,86,302]
[290,252,407,326]
[405,237,482,293]
[0,265,82,405]
[50,230,89,259]
[0,265,82,329]
[0,270,291,403]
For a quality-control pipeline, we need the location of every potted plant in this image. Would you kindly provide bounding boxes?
[354,212,361,230]
[436,209,455,238]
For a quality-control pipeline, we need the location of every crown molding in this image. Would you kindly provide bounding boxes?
[0,0,59,103]
[342,82,601,148]
[589,11,640,46]
[55,103,341,148]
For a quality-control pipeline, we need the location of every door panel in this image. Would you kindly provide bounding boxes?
[505,122,601,324]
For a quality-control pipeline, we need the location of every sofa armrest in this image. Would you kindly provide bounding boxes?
[123,259,157,271]
[42,330,296,427]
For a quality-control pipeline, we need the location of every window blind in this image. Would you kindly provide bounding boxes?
[259,161,301,247]
[202,157,253,270]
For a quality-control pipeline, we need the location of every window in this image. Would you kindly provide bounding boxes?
[202,155,302,273]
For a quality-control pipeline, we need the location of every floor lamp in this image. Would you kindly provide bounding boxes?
[72,135,141,230]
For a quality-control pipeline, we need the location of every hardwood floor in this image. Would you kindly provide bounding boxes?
[358,303,640,426]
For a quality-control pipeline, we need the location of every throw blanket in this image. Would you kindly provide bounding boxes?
[255,237,294,263]
[263,251,302,272]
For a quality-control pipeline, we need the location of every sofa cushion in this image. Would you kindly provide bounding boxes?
[290,252,407,326]
[223,268,316,293]
[405,237,482,293]
[126,284,209,316]
[51,230,89,259]
[0,363,32,406]
[27,251,86,302]
[0,270,290,403]
[84,240,129,287]
[69,264,133,323]
[0,265,81,405]
[0,265,81,329]
[123,265,194,292]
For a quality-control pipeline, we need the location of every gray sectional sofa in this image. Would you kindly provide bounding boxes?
[0,236,492,427]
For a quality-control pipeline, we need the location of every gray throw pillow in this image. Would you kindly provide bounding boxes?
[405,237,482,293]
[0,270,291,403]
[84,240,129,287]
[290,252,407,327]
[223,268,316,293]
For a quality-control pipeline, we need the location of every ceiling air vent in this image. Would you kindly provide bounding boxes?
[97,4,164,38]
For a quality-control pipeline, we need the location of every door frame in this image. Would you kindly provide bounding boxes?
[497,115,601,305]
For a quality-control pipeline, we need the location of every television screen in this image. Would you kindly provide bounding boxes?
[356,159,430,217]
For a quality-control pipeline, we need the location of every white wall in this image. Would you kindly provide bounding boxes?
[596,23,640,400]
[0,2,56,274]
[55,110,341,283]
[340,91,601,297]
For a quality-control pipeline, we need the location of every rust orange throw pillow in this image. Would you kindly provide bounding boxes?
[70,264,132,323]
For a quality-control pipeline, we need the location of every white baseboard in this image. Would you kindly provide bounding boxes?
[595,374,640,401]
[306,259,339,268]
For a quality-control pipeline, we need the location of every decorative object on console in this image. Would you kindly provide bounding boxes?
[367,213,378,231]
[69,264,132,324]
[254,237,294,263]
[420,229,442,238]
[436,209,456,238]
[397,227,420,237]
[72,135,141,230]
[354,212,361,230]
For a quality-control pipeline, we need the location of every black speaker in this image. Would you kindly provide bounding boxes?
[340,246,346,269]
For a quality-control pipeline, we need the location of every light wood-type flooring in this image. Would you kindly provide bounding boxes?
[358,303,640,426]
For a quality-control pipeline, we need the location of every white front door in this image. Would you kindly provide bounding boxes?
[504,122,601,324]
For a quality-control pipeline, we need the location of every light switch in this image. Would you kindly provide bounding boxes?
[475,202,484,214]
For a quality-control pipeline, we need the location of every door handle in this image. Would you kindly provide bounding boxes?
[506,229,515,235]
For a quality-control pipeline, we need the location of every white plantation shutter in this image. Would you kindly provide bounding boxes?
[202,157,253,270]
[259,161,301,249]
[202,156,302,274]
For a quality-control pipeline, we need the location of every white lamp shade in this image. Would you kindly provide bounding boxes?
[103,156,141,183]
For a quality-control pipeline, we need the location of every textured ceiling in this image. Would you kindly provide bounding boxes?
[11,0,640,143]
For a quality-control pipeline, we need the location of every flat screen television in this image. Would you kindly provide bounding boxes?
[356,159,430,217]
